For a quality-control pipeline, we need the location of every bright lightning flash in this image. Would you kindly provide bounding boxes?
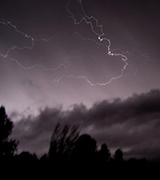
[0,1,153,86]
[60,0,128,86]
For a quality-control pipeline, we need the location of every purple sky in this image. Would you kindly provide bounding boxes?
[0,0,160,160]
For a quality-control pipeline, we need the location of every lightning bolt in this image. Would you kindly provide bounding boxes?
[0,1,157,86]
[57,0,128,86]
[0,20,68,74]
[0,20,34,58]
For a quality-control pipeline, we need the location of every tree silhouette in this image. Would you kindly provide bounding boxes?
[98,143,111,164]
[72,134,97,166]
[17,151,38,164]
[40,154,48,164]
[114,149,123,163]
[48,123,79,164]
[0,106,18,160]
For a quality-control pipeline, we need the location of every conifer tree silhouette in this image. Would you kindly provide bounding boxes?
[0,106,18,160]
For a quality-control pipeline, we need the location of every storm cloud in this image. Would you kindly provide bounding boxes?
[12,89,160,160]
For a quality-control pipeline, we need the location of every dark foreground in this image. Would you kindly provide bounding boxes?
[1,157,160,179]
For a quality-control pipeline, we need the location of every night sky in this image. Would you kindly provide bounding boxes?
[1,0,160,160]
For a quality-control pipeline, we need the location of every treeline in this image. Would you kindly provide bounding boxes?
[0,106,159,178]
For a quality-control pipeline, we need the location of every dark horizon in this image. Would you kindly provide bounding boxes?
[0,105,160,179]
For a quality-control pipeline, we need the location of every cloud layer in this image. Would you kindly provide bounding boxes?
[12,89,160,160]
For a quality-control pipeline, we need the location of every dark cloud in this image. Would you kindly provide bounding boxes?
[12,107,62,155]
[12,89,160,160]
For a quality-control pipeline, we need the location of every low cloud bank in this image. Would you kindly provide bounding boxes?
[12,89,160,160]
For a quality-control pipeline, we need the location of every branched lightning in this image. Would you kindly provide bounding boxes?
[0,1,156,86]
[0,20,68,73]
[0,21,34,58]
[60,0,129,86]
